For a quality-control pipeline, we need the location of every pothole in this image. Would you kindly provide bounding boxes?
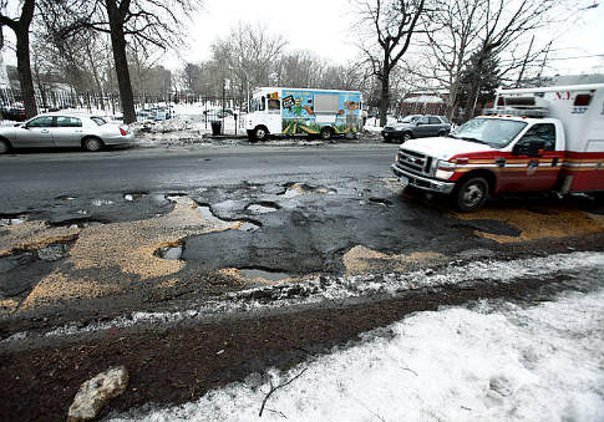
[55,195,76,201]
[36,244,69,262]
[245,202,280,215]
[368,197,393,207]
[124,192,147,202]
[239,268,291,282]
[454,219,522,237]
[166,192,189,203]
[238,221,261,232]
[281,182,337,198]
[156,244,183,261]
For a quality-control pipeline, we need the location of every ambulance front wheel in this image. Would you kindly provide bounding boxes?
[454,176,489,212]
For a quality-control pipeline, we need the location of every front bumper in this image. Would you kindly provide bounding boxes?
[381,130,402,140]
[391,163,455,194]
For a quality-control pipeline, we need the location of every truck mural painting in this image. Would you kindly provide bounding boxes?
[243,87,362,141]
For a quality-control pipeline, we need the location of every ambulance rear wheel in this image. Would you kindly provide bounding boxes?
[455,177,488,212]
[320,127,333,140]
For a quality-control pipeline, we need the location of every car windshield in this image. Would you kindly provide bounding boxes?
[451,118,527,148]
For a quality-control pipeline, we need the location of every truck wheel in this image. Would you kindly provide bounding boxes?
[253,126,267,142]
[402,132,412,142]
[455,177,489,212]
[320,127,333,140]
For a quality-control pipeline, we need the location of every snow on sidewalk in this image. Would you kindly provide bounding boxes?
[112,287,604,421]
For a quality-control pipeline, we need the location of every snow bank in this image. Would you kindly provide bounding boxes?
[113,287,604,422]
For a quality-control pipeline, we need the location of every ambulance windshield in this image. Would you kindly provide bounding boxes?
[452,118,527,148]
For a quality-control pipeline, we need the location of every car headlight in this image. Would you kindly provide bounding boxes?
[436,160,456,170]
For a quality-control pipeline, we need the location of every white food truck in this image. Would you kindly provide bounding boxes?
[242,87,363,141]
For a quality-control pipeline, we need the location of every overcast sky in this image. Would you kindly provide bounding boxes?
[2,0,603,76]
[165,0,604,76]
[166,0,359,66]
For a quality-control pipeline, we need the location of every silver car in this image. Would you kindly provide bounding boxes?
[0,113,135,154]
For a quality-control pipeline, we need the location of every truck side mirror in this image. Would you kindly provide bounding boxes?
[513,139,546,157]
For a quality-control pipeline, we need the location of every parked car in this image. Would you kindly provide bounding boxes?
[1,105,26,122]
[0,113,135,154]
[382,115,451,142]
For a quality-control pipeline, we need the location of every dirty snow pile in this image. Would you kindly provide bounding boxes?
[113,288,604,422]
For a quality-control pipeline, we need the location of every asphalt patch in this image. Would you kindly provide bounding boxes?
[183,181,492,275]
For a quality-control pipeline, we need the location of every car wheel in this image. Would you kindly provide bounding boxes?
[455,177,489,212]
[0,139,9,154]
[253,126,267,142]
[83,137,104,152]
[320,127,333,141]
[438,130,447,137]
[402,132,412,143]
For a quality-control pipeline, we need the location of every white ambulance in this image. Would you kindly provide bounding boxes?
[391,84,604,211]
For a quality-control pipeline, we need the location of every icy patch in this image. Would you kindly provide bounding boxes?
[4,251,604,345]
[281,183,336,198]
[196,206,225,225]
[0,218,25,226]
[91,199,114,207]
[157,245,182,261]
[111,289,604,422]
[246,203,279,214]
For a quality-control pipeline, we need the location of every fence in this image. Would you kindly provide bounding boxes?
[0,87,244,116]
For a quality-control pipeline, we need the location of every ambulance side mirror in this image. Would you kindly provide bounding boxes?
[513,139,546,157]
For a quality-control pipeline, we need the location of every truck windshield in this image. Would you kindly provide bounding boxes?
[251,96,265,112]
[451,118,527,148]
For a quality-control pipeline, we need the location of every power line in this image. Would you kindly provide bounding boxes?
[547,53,604,61]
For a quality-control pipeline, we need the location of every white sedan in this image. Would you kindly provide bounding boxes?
[0,113,135,154]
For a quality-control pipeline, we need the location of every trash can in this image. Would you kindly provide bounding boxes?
[211,121,222,136]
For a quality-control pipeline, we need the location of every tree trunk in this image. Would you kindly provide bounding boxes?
[15,27,37,118]
[379,71,390,127]
[107,0,136,124]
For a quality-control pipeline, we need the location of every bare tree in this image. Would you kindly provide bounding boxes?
[41,0,197,123]
[357,0,426,126]
[0,0,37,118]
[416,0,485,119]
[460,0,568,120]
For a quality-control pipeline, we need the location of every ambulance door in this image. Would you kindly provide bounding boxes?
[509,123,562,191]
